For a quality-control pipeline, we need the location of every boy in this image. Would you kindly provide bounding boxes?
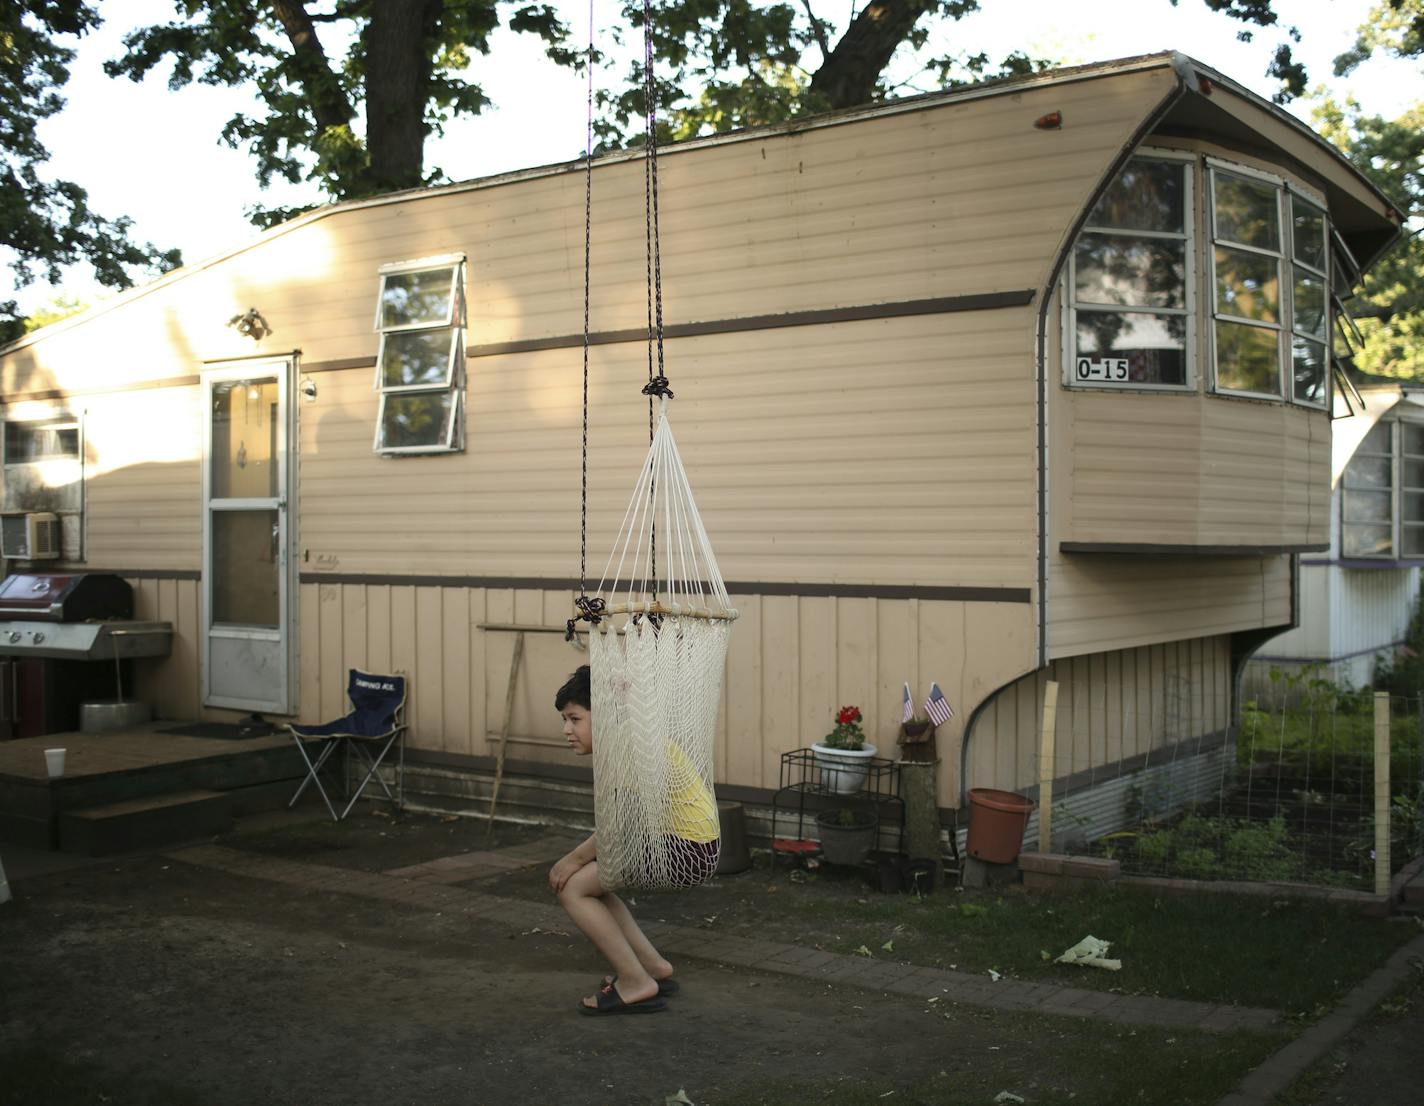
[551,664,691,1015]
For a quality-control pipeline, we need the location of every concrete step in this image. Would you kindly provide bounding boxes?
[1399,878,1424,916]
[59,790,233,856]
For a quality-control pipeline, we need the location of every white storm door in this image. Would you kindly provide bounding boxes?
[202,360,293,713]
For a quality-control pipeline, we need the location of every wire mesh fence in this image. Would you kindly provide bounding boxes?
[1037,674,1424,892]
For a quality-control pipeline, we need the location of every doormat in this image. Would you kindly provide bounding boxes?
[157,722,276,740]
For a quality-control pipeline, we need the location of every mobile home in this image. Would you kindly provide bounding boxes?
[1246,379,1424,694]
[0,53,1401,829]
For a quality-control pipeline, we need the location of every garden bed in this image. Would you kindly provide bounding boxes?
[1093,752,1423,890]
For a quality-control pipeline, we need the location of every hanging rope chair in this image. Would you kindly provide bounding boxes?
[567,1,737,892]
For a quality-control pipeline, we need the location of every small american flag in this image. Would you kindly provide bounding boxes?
[901,682,914,723]
[924,682,954,726]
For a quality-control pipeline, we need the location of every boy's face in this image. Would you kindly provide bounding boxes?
[561,703,592,756]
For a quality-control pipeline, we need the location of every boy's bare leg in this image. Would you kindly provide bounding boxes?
[604,893,674,982]
[558,862,659,1006]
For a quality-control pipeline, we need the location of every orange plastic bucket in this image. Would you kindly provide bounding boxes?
[965,788,1035,864]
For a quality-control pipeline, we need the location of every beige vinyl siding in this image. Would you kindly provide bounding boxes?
[299,309,1037,587]
[0,64,1177,400]
[966,634,1232,793]
[1048,553,1290,658]
[128,575,202,721]
[0,65,1178,588]
[1059,391,1331,547]
[83,385,203,570]
[294,581,1034,802]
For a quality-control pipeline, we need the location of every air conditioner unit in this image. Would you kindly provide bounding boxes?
[1,513,61,560]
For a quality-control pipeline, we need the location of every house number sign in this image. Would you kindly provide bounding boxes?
[1076,357,1129,382]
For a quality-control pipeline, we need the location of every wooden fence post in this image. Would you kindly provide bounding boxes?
[1375,691,1391,898]
[1039,680,1059,854]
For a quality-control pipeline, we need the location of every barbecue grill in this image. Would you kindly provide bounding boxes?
[0,572,173,739]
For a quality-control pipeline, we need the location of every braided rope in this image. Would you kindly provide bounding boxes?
[569,0,599,642]
[583,5,737,893]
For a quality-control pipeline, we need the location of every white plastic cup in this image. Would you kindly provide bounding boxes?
[44,748,66,778]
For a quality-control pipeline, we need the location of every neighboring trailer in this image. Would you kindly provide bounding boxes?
[1246,382,1424,694]
[0,54,1400,821]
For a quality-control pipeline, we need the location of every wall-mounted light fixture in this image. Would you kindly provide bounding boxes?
[227,307,273,341]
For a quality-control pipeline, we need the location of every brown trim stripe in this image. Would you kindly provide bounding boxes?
[303,356,377,374]
[1023,725,1233,802]
[469,290,1035,357]
[1060,542,1327,556]
[297,571,1030,603]
[0,375,202,405]
[2,291,1034,400]
[200,349,302,365]
[78,568,203,581]
[400,748,949,820]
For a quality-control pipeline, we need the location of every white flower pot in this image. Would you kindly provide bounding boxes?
[811,742,879,795]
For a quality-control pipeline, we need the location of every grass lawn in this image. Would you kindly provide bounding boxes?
[743,872,1412,1013]
[485,853,1416,1014]
[708,1017,1280,1106]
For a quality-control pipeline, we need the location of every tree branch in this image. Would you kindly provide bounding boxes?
[800,0,830,58]
[268,0,355,135]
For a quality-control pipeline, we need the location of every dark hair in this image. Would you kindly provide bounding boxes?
[555,664,591,711]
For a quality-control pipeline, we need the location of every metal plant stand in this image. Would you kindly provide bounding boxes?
[770,748,904,866]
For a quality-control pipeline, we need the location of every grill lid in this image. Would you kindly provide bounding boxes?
[0,573,134,622]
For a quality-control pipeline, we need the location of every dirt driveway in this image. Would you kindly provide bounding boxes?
[0,808,1401,1106]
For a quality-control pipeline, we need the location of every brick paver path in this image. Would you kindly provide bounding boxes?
[166,842,1279,1035]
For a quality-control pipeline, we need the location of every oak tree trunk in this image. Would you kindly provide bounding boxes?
[809,0,939,109]
[364,0,441,194]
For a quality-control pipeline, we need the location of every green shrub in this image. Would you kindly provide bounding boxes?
[1120,813,1300,882]
[1222,816,1296,880]
[1176,846,1220,879]
[1135,831,1172,869]
[1374,588,1424,697]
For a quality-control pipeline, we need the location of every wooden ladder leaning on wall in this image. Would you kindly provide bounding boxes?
[478,622,586,840]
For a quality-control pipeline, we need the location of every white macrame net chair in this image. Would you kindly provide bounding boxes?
[586,396,737,891]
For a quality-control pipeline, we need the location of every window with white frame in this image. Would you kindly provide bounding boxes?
[373,255,465,454]
[1208,163,1335,405]
[1067,154,1192,389]
[1341,419,1424,559]
[2,413,84,557]
[1209,166,1286,397]
[3,420,79,466]
[1288,194,1330,406]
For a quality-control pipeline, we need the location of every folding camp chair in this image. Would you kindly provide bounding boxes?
[288,669,407,821]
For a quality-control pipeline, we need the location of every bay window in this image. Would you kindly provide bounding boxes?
[1066,152,1335,409]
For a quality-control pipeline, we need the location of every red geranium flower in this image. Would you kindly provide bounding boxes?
[837,706,862,724]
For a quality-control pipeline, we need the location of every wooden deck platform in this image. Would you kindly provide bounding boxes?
[0,727,311,851]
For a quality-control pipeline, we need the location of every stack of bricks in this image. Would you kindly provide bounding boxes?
[1019,852,1120,891]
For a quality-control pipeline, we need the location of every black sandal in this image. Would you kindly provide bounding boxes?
[600,974,679,997]
[579,982,668,1016]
